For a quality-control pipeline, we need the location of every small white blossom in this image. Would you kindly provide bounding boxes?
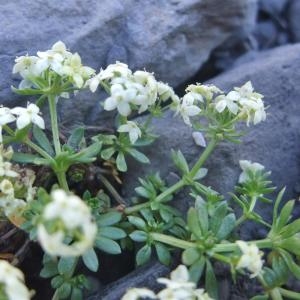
[13,55,39,78]
[192,132,206,147]
[0,260,31,300]
[118,121,142,144]
[62,53,95,88]
[157,82,179,103]
[104,83,136,116]
[0,107,16,142]
[37,189,97,256]
[215,91,239,114]
[186,84,222,101]
[35,49,64,75]
[238,97,266,125]
[11,103,45,130]
[239,160,265,183]
[121,288,156,300]
[236,240,264,278]
[175,97,201,126]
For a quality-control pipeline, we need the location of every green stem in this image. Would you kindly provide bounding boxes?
[236,196,258,227]
[150,232,195,249]
[25,139,55,162]
[48,95,61,155]
[270,288,283,300]
[97,173,125,205]
[56,171,69,191]
[213,238,272,253]
[211,253,231,264]
[279,288,300,299]
[125,139,218,214]
[189,138,218,178]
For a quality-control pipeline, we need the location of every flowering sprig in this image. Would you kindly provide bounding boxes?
[0,41,298,300]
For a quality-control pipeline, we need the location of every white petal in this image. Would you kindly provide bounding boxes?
[16,113,31,129]
[118,102,131,116]
[32,114,45,129]
[104,97,117,111]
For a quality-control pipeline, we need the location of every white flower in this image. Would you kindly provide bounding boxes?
[37,189,97,256]
[238,160,265,183]
[0,260,31,300]
[11,103,45,130]
[215,91,239,114]
[35,49,64,75]
[157,82,179,103]
[62,53,95,88]
[13,55,39,78]
[192,132,206,147]
[100,61,132,81]
[186,84,222,101]
[239,97,266,125]
[0,107,16,142]
[104,83,136,116]
[236,240,264,278]
[175,97,201,126]
[0,161,19,178]
[118,121,142,144]
[121,288,156,300]
[183,91,204,104]
[50,41,71,59]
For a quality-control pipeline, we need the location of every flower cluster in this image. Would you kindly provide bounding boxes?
[238,160,265,183]
[0,103,45,142]
[0,146,36,222]
[88,62,179,144]
[122,265,213,300]
[0,260,31,300]
[215,81,266,125]
[236,240,264,278]
[13,41,95,89]
[37,189,97,256]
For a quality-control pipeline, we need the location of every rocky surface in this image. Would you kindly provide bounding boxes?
[97,43,300,300]
[287,0,300,42]
[0,0,257,124]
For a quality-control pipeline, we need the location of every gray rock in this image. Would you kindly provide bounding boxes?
[287,0,300,42]
[259,0,287,16]
[0,0,257,125]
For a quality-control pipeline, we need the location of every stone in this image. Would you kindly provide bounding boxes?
[259,0,287,16]
[0,0,257,125]
[287,0,300,42]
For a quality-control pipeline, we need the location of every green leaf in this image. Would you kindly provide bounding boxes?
[128,216,147,230]
[275,200,295,232]
[205,259,218,299]
[33,125,54,156]
[189,256,205,284]
[95,236,121,254]
[58,257,78,277]
[216,213,236,241]
[82,248,99,272]
[155,243,171,265]
[128,148,150,164]
[250,295,269,300]
[210,202,228,235]
[70,142,102,163]
[51,275,64,289]
[40,261,58,278]
[280,219,300,238]
[101,147,116,160]
[11,86,44,95]
[187,207,202,239]
[99,227,126,240]
[193,168,208,180]
[135,186,151,198]
[195,197,209,234]
[71,288,83,300]
[182,248,200,266]
[280,250,300,279]
[97,212,122,226]
[136,244,151,266]
[57,282,72,299]
[272,188,286,226]
[12,152,49,165]
[279,236,300,256]
[116,152,127,172]
[67,127,85,150]
[129,230,148,242]
[171,149,189,174]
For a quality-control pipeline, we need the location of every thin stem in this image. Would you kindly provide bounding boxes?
[48,95,61,155]
[189,138,218,178]
[56,171,69,191]
[270,288,283,300]
[25,139,55,162]
[211,253,231,264]
[150,232,195,249]
[213,238,272,253]
[236,196,258,227]
[97,173,125,205]
[125,139,218,214]
[279,288,300,299]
